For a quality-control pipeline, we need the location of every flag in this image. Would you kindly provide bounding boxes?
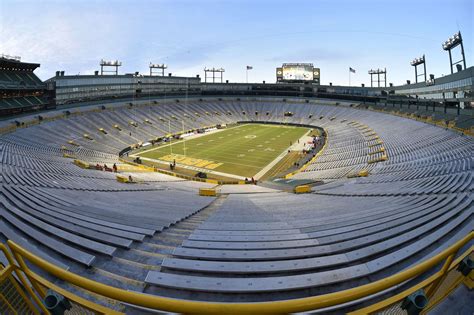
[349,67,356,73]
[246,66,253,70]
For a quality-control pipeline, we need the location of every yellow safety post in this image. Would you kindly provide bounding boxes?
[199,188,217,196]
[73,160,90,169]
[294,185,311,194]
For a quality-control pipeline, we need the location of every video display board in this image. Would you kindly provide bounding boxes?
[276,63,320,84]
[282,63,313,81]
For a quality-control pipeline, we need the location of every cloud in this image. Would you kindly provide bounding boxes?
[0,4,137,79]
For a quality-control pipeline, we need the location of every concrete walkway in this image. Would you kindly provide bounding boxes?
[254,130,311,180]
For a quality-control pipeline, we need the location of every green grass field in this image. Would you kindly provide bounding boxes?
[137,123,310,177]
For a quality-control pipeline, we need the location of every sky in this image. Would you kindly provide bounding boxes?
[0,0,472,86]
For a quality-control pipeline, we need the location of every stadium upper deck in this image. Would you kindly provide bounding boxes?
[42,66,473,112]
[0,56,49,116]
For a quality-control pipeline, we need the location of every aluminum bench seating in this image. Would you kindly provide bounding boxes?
[0,194,132,249]
[145,206,470,293]
[1,186,151,240]
[0,203,96,266]
[179,195,469,252]
[189,195,456,242]
[0,199,116,256]
[161,197,471,274]
[195,195,443,232]
[0,220,70,270]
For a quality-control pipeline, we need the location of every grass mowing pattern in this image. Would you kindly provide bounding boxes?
[138,124,309,177]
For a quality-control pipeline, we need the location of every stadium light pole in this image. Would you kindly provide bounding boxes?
[204,67,225,83]
[100,60,122,75]
[368,68,387,88]
[149,63,167,76]
[442,31,466,74]
[410,55,426,83]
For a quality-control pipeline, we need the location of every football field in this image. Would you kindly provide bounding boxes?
[137,123,310,177]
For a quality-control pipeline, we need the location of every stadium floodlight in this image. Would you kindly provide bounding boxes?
[410,55,426,83]
[442,32,462,50]
[150,63,168,76]
[100,59,122,75]
[410,55,425,66]
[442,31,466,74]
[204,67,225,83]
[368,68,387,87]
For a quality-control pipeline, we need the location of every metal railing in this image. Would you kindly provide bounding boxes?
[0,232,472,314]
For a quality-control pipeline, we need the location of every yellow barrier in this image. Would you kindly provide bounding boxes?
[350,250,474,315]
[367,135,380,141]
[73,159,90,169]
[368,147,385,155]
[294,185,311,194]
[347,169,369,178]
[0,243,119,315]
[199,188,217,196]
[358,169,369,177]
[116,175,130,183]
[368,140,383,147]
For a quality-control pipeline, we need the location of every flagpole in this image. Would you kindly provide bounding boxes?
[182,120,186,157]
[246,68,248,83]
[349,68,351,86]
[169,120,172,155]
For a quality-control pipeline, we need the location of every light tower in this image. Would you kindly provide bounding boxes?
[442,31,466,74]
[100,60,122,75]
[204,67,225,83]
[368,68,387,87]
[149,63,167,76]
[410,55,426,83]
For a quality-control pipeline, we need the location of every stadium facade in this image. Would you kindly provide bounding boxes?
[44,65,473,110]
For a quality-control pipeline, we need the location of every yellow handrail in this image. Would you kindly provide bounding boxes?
[350,247,473,314]
[0,244,45,314]
[5,231,473,314]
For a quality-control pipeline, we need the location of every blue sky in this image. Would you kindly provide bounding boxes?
[1,0,472,86]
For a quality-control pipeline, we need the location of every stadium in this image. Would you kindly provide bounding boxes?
[0,1,473,314]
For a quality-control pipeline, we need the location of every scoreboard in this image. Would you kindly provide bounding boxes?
[276,63,320,84]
